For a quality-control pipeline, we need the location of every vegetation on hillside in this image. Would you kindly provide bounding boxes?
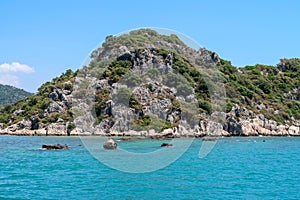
[99,29,187,52]
[90,46,300,130]
[219,58,300,123]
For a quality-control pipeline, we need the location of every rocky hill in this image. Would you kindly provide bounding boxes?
[0,29,299,136]
[0,84,32,108]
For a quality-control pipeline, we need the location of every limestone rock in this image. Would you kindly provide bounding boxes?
[241,120,257,136]
[288,126,299,136]
[13,109,24,116]
[277,125,288,136]
[48,92,58,101]
[7,124,18,132]
[17,120,31,130]
[264,119,278,131]
[47,102,64,114]
[46,123,67,136]
[161,128,173,135]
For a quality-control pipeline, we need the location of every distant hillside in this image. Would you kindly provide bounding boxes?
[0,84,32,107]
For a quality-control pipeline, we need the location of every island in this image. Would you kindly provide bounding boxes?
[0,29,299,137]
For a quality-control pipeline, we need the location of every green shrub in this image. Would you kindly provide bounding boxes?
[67,123,76,131]
[198,100,212,114]
[252,69,261,75]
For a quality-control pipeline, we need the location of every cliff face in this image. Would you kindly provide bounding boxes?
[0,29,299,136]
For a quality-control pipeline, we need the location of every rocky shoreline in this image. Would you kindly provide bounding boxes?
[1,131,299,137]
[1,125,299,137]
[2,101,300,137]
[1,104,299,137]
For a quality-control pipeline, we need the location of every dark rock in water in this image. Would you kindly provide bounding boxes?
[161,143,173,147]
[42,144,69,150]
[103,139,117,150]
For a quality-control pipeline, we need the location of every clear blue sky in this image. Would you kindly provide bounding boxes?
[0,0,299,92]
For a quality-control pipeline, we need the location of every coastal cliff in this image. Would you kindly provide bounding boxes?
[0,29,299,137]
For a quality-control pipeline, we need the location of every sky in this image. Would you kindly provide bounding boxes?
[0,0,299,92]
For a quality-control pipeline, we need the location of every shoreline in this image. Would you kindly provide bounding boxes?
[1,131,299,138]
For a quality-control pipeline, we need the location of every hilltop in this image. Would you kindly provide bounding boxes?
[0,29,299,136]
[0,84,32,108]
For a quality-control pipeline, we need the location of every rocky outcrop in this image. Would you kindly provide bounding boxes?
[13,109,24,116]
[46,102,65,114]
[48,89,70,101]
[284,88,300,101]
[1,103,299,138]
[219,105,300,136]
[46,123,67,136]
[17,119,31,130]
[30,115,39,130]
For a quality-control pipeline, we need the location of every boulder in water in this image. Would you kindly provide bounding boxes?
[103,139,117,150]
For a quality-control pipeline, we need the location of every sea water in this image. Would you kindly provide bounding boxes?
[0,136,299,200]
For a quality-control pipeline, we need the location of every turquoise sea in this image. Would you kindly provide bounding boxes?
[1,136,300,200]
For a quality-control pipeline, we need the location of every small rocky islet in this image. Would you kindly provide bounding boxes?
[0,29,299,137]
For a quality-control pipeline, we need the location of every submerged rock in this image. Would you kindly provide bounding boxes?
[42,144,69,150]
[160,143,173,147]
[103,139,117,150]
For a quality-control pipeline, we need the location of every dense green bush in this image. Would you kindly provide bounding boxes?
[198,100,212,114]
[102,60,132,83]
